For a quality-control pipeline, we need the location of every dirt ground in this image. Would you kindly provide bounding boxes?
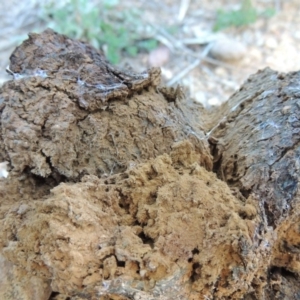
[1,0,300,107]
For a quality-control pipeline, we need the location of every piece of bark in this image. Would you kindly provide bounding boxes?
[1,29,211,179]
[209,68,300,227]
[8,29,161,109]
[206,68,300,299]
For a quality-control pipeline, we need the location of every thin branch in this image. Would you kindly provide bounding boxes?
[178,0,190,22]
[167,43,213,86]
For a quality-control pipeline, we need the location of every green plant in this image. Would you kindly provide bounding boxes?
[213,0,275,31]
[41,0,157,64]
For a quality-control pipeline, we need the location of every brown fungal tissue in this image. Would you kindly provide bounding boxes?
[1,29,300,300]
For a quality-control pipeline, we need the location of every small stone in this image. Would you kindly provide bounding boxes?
[148,46,170,68]
[209,37,246,62]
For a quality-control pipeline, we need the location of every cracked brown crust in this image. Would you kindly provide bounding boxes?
[0,29,211,179]
[8,29,161,111]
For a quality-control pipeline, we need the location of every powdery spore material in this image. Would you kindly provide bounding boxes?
[0,141,259,299]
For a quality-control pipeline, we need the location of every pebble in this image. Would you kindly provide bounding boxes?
[209,37,246,62]
[148,46,170,68]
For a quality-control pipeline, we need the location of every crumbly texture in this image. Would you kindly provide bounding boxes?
[0,254,51,300]
[1,31,300,300]
[0,141,259,299]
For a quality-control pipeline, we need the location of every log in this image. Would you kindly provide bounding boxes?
[0,29,300,300]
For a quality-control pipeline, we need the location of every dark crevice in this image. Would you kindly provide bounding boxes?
[238,210,248,220]
[138,231,154,248]
[135,261,142,276]
[38,151,68,184]
[269,266,299,280]
[232,160,238,178]
[192,248,200,255]
[188,248,200,262]
[49,291,60,298]
[148,190,158,205]
[116,188,131,214]
[212,154,223,178]
[240,188,251,199]
[22,166,64,197]
[281,267,299,279]
[49,292,71,300]
[264,201,275,227]
[147,167,158,181]
[117,260,125,267]
[190,262,201,282]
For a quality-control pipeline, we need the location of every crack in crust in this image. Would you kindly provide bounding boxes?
[7,29,161,111]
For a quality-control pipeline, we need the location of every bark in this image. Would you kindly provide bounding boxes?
[0,29,300,300]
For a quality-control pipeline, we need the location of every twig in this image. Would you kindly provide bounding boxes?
[150,23,253,73]
[155,34,176,51]
[178,0,190,22]
[167,43,213,86]
[152,24,184,50]
[181,37,218,45]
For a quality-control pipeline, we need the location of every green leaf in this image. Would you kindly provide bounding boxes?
[126,45,138,56]
[213,0,261,31]
[107,47,121,64]
[39,0,159,62]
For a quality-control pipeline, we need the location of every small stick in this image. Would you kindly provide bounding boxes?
[178,0,190,22]
[167,43,213,86]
